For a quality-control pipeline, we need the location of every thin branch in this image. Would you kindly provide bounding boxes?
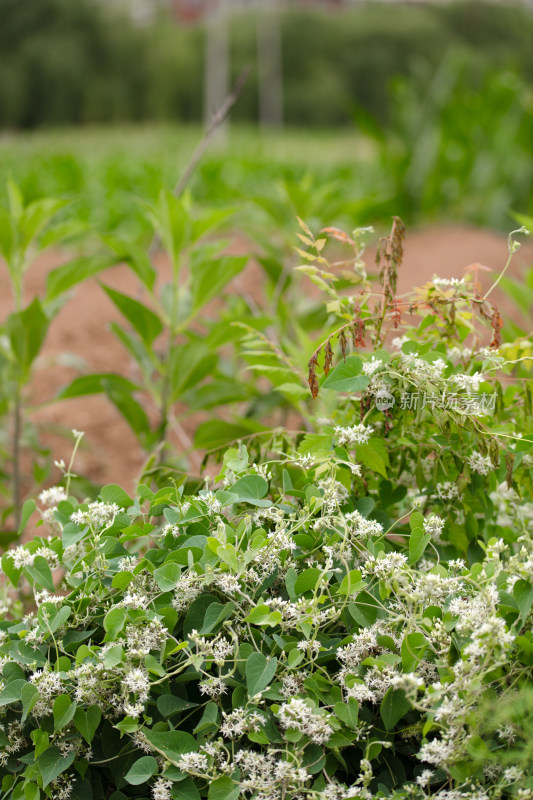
[149,65,251,259]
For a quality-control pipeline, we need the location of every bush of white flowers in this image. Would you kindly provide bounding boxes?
[1,218,532,800]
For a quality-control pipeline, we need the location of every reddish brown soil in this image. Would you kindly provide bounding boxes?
[1,225,532,500]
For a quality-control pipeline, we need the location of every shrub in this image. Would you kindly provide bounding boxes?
[0,218,532,799]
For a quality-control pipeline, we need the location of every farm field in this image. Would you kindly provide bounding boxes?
[1,114,533,800]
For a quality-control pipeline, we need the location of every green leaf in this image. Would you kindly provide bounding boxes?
[154,562,181,591]
[193,702,219,734]
[157,694,198,717]
[20,196,69,250]
[294,567,321,596]
[401,632,427,672]
[348,590,382,627]
[334,698,359,729]
[174,778,201,800]
[7,297,49,378]
[73,705,101,744]
[322,356,368,392]
[200,602,236,635]
[409,512,425,531]
[149,188,191,267]
[104,383,152,443]
[0,679,26,706]
[192,206,237,243]
[46,255,116,301]
[357,438,389,477]
[18,499,36,535]
[337,569,365,596]
[144,730,198,762]
[0,204,14,262]
[168,341,217,402]
[244,605,282,627]
[216,543,240,572]
[246,652,278,697]
[513,580,533,621]
[124,756,158,785]
[2,552,22,586]
[38,603,71,634]
[104,645,124,668]
[100,484,133,509]
[409,527,431,565]
[58,373,140,400]
[194,419,267,451]
[53,694,77,731]
[101,234,156,291]
[21,682,39,721]
[103,606,127,640]
[227,475,269,506]
[183,594,220,638]
[102,284,163,346]
[38,746,76,787]
[208,776,240,800]
[190,255,248,312]
[380,688,410,731]
[26,556,55,593]
[23,782,40,800]
[31,729,49,758]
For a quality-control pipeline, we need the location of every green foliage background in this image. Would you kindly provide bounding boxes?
[0,0,532,129]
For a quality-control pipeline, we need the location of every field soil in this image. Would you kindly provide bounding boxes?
[1,224,532,499]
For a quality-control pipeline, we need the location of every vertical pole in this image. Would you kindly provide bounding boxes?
[204,0,230,143]
[257,0,283,128]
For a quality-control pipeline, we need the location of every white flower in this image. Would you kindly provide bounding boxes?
[419,736,455,766]
[452,372,484,392]
[317,476,349,512]
[363,552,408,579]
[152,778,173,800]
[123,668,149,699]
[345,510,383,538]
[201,491,222,514]
[416,769,434,787]
[362,357,383,376]
[467,451,493,476]
[221,709,264,738]
[71,501,121,528]
[277,697,333,745]
[335,424,374,446]
[9,546,35,568]
[423,515,444,543]
[295,452,315,468]
[38,486,67,507]
[432,276,465,287]
[435,482,459,501]
[176,753,209,774]
[392,336,408,349]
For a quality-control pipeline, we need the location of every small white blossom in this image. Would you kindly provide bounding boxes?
[277,697,333,745]
[452,372,484,392]
[362,357,383,376]
[467,451,493,475]
[38,486,67,507]
[335,424,374,446]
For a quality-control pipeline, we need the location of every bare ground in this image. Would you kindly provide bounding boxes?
[1,224,531,499]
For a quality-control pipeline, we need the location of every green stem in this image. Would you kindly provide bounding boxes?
[12,384,22,532]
